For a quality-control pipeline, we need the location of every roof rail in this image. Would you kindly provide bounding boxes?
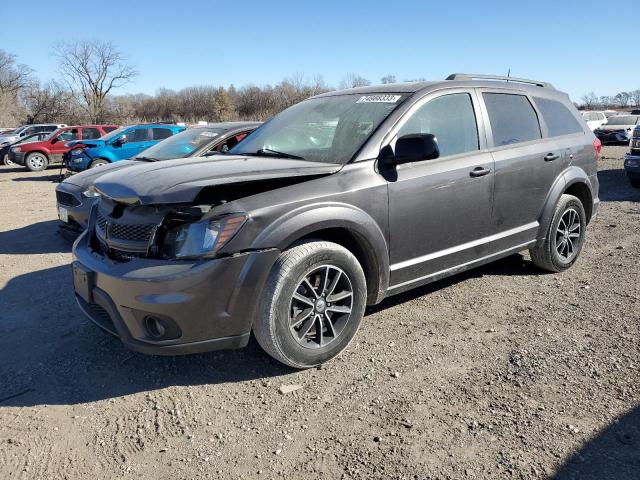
[446,73,554,89]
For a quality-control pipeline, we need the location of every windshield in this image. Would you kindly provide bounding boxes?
[135,127,225,160]
[100,126,127,142]
[606,116,639,126]
[230,93,408,164]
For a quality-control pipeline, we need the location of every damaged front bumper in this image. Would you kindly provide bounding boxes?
[72,229,280,355]
[624,152,640,179]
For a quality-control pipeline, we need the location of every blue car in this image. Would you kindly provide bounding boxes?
[66,124,186,172]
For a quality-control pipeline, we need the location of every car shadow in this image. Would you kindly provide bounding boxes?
[597,168,640,202]
[0,264,294,407]
[367,253,543,315]
[11,171,63,183]
[552,405,640,480]
[0,219,71,254]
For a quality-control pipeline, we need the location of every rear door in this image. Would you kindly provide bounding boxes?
[387,89,495,289]
[479,90,560,252]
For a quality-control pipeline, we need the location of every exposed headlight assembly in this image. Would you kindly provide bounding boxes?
[82,186,101,198]
[163,214,248,259]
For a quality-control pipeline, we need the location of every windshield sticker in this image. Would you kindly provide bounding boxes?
[356,94,402,104]
[199,131,219,137]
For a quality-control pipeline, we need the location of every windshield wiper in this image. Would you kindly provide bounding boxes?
[135,156,159,162]
[253,148,305,160]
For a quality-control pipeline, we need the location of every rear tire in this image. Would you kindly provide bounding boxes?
[253,240,367,369]
[2,153,14,166]
[90,159,109,168]
[530,194,586,273]
[25,152,48,172]
[630,178,640,188]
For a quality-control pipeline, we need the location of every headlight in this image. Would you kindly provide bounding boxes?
[82,186,101,198]
[163,214,247,259]
[11,147,21,152]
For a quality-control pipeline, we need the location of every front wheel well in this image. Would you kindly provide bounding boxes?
[26,150,50,160]
[564,182,593,223]
[290,228,383,305]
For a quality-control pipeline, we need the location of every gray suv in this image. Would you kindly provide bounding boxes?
[71,74,600,368]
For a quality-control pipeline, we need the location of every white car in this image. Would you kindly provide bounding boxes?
[595,115,640,144]
[581,111,607,131]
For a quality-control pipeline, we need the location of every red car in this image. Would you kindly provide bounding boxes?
[9,124,119,171]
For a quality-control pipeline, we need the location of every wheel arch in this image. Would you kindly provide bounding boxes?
[251,204,390,305]
[538,167,595,244]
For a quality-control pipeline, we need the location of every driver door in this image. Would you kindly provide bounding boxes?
[386,90,495,290]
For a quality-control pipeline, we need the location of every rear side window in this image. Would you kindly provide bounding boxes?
[82,127,101,140]
[397,93,479,157]
[104,126,118,133]
[152,127,173,140]
[483,93,541,147]
[534,97,583,137]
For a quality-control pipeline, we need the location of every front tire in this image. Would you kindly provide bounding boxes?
[2,153,14,166]
[254,241,367,369]
[530,194,586,272]
[25,152,48,171]
[90,159,109,168]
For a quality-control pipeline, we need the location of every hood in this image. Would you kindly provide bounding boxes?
[63,160,136,189]
[0,135,18,144]
[94,155,342,205]
[65,139,106,149]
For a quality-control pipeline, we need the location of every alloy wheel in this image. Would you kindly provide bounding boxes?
[554,208,581,261]
[289,265,353,349]
[29,154,45,170]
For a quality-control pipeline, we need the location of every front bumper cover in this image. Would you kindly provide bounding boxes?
[72,230,280,355]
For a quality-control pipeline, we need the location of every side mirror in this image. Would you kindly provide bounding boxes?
[113,135,127,146]
[380,133,440,167]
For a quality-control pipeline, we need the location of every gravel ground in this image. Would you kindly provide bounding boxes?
[0,146,638,479]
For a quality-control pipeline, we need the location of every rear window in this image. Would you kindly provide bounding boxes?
[483,93,542,147]
[606,116,640,126]
[104,126,118,133]
[152,127,173,140]
[534,97,583,137]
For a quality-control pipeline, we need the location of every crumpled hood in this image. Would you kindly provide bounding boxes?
[94,155,342,205]
[65,139,106,149]
[63,160,137,189]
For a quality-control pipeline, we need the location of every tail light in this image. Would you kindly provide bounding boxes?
[593,138,601,160]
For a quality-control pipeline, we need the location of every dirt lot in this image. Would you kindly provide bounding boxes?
[0,146,638,480]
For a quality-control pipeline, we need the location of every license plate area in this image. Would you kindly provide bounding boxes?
[58,207,68,223]
[73,262,94,303]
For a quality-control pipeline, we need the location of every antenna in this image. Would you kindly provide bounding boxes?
[507,68,511,81]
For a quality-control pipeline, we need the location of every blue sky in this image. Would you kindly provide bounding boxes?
[1,0,637,102]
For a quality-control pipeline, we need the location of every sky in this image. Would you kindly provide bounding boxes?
[0,0,637,103]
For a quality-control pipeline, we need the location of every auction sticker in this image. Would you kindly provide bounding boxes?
[356,94,402,103]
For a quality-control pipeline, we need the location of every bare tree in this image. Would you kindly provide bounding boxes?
[339,73,371,89]
[631,89,640,108]
[0,50,33,94]
[581,92,598,109]
[21,81,77,123]
[381,75,396,84]
[55,40,138,122]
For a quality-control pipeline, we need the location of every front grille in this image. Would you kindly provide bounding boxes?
[94,237,145,263]
[96,210,156,242]
[56,190,81,207]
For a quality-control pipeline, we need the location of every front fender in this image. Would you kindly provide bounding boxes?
[251,202,390,304]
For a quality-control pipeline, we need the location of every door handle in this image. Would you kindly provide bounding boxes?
[469,166,491,177]
[544,153,560,162]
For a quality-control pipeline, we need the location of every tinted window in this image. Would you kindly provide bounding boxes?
[534,97,583,137]
[152,128,173,140]
[483,93,541,146]
[57,129,79,141]
[42,126,57,132]
[397,93,479,157]
[104,126,118,133]
[129,128,151,142]
[82,127,101,140]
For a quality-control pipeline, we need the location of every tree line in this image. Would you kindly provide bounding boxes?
[0,42,408,127]
[579,90,640,110]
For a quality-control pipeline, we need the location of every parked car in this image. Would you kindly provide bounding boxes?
[0,124,67,164]
[594,115,640,144]
[0,132,52,166]
[581,111,607,131]
[624,125,640,187]
[8,125,118,171]
[65,124,186,172]
[56,122,260,237]
[71,73,599,368]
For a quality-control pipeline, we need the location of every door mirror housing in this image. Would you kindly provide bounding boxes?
[113,135,127,146]
[380,134,440,166]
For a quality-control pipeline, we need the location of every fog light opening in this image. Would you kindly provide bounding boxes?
[144,316,167,339]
